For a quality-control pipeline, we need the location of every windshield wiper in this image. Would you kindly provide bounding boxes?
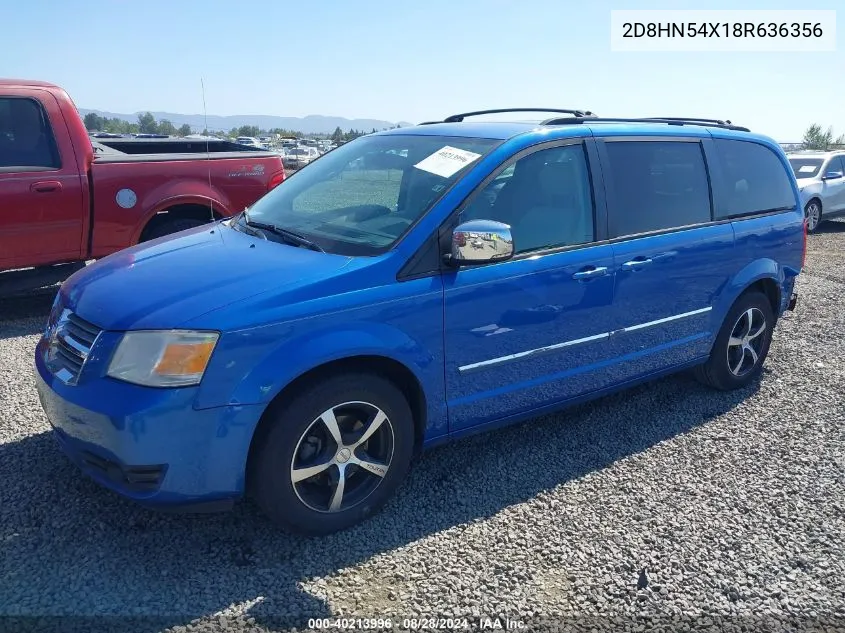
[241,209,325,252]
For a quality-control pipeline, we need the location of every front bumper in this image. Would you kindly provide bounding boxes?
[34,338,265,511]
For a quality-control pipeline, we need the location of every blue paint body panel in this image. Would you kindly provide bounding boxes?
[34,119,806,511]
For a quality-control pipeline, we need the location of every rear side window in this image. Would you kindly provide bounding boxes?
[603,140,711,238]
[0,97,61,169]
[712,139,795,218]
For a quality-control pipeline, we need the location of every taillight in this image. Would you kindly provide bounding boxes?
[268,171,285,190]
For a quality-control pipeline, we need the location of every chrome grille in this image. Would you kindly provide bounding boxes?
[45,309,102,385]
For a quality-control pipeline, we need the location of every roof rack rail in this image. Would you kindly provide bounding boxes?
[641,117,733,125]
[540,116,750,132]
[433,108,595,123]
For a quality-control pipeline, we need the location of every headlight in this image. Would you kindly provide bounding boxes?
[107,330,219,387]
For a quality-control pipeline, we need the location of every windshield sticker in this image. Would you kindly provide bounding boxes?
[414,146,482,178]
[798,165,817,173]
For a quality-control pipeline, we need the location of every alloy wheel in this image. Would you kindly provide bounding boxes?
[726,307,767,377]
[290,401,394,513]
[806,202,821,232]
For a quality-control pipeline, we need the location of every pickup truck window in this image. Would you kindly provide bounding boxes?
[0,97,60,169]
[243,134,501,256]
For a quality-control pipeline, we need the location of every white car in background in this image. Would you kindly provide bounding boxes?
[283,146,320,170]
[787,150,845,233]
[236,136,263,148]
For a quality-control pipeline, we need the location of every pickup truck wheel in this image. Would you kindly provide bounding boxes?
[250,373,414,535]
[143,217,209,241]
[804,200,822,233]
[694,291,774,391]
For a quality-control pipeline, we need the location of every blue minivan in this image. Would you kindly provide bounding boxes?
[34,110,805,534]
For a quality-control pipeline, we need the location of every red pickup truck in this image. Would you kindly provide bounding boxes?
[0,79,285,294]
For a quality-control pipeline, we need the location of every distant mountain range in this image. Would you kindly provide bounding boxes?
[77,107,415,134]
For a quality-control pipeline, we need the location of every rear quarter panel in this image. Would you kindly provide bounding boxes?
[723,211,804,318]
[706,133,804,321]
[89,154,282,255]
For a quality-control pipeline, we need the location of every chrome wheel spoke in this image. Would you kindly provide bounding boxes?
[354,454,389,478]
[329,465,347,511]
[747,322,766,341]
[353,410,388,448]
[291,460,333,483]
[320,408,343,446]
[745,343,759,366]
[728,335,744,347]
[729,348,745,375]
[740,309,754,336]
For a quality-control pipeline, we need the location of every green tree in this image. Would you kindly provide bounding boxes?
[236,125,260,137]
[83,113,104,131]
[137,112,157,134]
[177,123,192,137]
[330,126,343,143]
[202,128,209,136]
[158,119,177,136]
[802,124,845,150]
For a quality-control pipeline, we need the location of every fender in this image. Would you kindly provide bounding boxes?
[714,257,783,325]
[132,188,232,244]
[194,320,448,438]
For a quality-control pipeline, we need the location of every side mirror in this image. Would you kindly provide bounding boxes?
[445,219,514,266]
[822,170,844,181]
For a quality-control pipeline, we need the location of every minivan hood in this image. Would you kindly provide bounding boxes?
[60,222,353,331]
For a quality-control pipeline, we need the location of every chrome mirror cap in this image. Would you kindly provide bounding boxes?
[449,219,514,265]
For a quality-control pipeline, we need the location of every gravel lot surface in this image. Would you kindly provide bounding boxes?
[1,223,844,633]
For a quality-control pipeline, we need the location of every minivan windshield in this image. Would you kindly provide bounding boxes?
[240,134,501,256]
[788,157,824,179]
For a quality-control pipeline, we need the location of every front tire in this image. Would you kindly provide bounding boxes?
[694,291,774,391]
[805,199,823,233]
[250,373,415,535]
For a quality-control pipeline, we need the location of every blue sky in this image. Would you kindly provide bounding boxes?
[2,0,842,140]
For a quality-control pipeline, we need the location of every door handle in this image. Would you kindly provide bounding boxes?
[620,257,652,271]
[572,266,608,280]
[30,181,62,193]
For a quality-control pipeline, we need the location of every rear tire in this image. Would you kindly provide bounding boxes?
[250,373,414,535]
[805,199,823,233]
[142,217,209,241]
[694,291,774,391]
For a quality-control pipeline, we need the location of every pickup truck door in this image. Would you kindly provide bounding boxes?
[0,89,85,270]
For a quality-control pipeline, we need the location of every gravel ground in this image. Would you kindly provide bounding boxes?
[1,223,844,633]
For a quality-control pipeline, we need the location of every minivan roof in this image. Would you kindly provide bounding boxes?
[377,120,774,146]
[375,108,769,143]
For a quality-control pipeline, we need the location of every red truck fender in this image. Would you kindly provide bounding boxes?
[131,194,232,244]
